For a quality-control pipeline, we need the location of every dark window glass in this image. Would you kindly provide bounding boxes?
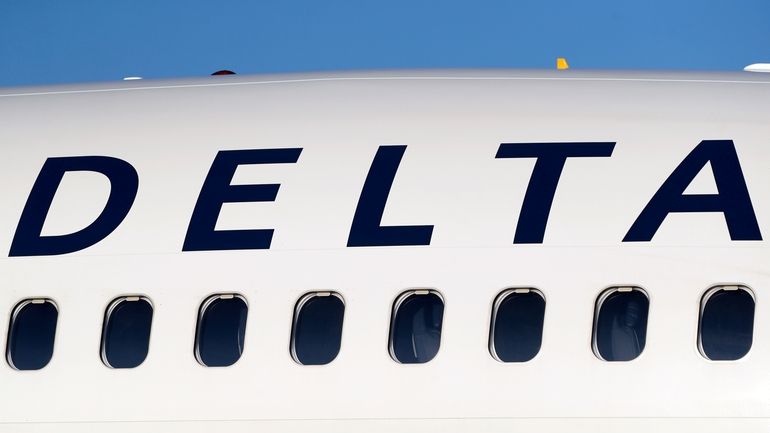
[291,292,345,365]
[593,288,649,361]
[195,294,248,367]
[6,299,58,370]
[490,289,545,362]
[389,290,444,364]
[699,286,755,361]
[101,296,153,368]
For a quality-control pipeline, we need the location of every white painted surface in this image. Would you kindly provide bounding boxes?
[744,63,770,73]
[0,70,769,431]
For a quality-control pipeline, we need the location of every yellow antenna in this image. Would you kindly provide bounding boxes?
[556,57,569,70]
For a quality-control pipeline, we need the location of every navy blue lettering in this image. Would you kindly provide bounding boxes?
[496,142,615,244]
[183,148,302,251]
[10,156,139,256]
[624,140,761,242]
[347,145,433,247]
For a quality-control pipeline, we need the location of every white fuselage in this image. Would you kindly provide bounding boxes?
[0,70,769,432]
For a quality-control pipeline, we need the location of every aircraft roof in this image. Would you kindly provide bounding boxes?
[2,69,770,97]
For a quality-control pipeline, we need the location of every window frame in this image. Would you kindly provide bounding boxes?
[194,293,249,367]
[100,295,154,369]
[290,291,346,366]
[697,284,755,361]
[591,286,649,362]
[488,288,546,363]
[388,288,445,364]
[6,298,59,371]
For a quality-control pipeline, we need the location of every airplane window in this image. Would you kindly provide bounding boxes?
[592,287,649,362]
[698,286,755,361]
[291,292,345,365]
[6,299,58,370]
[194,294,248,367]
[389,290,444,364]
[490,289,545,362]
[101,296,153,368]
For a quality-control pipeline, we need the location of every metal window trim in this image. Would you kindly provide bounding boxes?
[6,298,59,371]
[289,291,346,366]
[100,295,154,369]
[193,293,249,367]
[488,287,546,363]
[591,286,649,362]
[388,288,445,364]
[697,284,755,361]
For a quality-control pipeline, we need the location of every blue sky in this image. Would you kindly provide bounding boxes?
[1,0,769,87]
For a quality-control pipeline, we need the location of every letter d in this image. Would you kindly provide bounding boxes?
[10,156,139,256]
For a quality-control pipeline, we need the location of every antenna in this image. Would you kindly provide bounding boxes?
[744,63,770,73]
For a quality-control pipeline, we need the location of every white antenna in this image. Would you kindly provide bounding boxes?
[123,76,143,81]
[743,63,770,73]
